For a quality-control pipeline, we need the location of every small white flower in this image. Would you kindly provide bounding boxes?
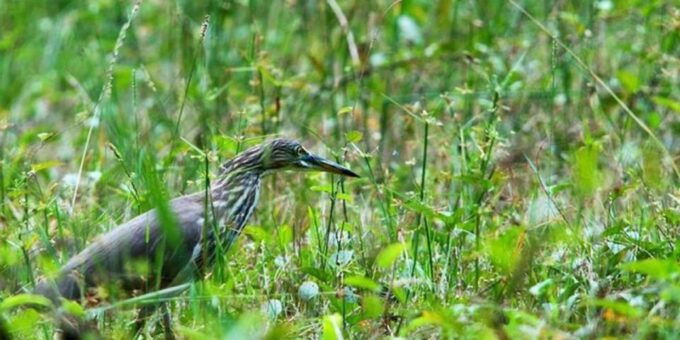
[298,281,319,301]
[274,255,287,268]
[62,173,79,187]
[87,171,102,182]
[370,53,387,67]
[87,116,100,128]
[262,299,283,319]
[595,0,613,11]
[618,142,640,167]
[606,241,625,254]
[342,287,358,303]
[330,250,353,267]
[328,231,351,247]
[397,15,423,44]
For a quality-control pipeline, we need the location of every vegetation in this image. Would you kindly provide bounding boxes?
[1,0,679,338]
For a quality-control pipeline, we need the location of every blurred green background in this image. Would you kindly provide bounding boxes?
[1,0,679,338]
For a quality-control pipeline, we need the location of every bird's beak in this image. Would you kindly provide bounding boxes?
[301,155,360,178]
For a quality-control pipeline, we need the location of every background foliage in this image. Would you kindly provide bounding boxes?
[1,0,679,338]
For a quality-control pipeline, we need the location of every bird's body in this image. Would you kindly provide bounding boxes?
[35,138,358,338]
[38,153,260,303]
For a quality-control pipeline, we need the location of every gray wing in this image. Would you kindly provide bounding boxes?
[38,194,205,302]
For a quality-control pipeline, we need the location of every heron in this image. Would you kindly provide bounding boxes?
[35,138,359,339]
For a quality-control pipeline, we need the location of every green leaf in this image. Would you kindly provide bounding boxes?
[616,70,640,94]
[376,243,407,268]
[485,227,524,274]
[661,286,680,303]
[321,313,344,340]
[572,144,602,197]
[0,244,20,266]
[337,106,354,115]
[301,267,331,283]
[37,132,55,142]
[362,295,384,319]
[345,130,363,143]
[588,299,641,318]
[212,135,240,157]
[310,185,333,194]
[0,294,52,311]
[398,194,457,224]
[6,309,41,335]
[403,310,447,334]
[435,0,453,27]
[336,193,353,203]
[621,259,680,280]
[278,224,293,246]
[344,275,381,292]
[642,143,664,189]
[30,160,63,173]
[389,286,407,303]
[62,299,85,317]
[244,226,270,243]
[652,96,680,113]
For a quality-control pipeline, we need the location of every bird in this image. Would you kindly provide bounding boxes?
[35,138,359,339]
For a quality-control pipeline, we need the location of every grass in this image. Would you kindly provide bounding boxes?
[1,0,679,338]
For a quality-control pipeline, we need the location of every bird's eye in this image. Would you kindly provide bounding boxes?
[295,145,307,156]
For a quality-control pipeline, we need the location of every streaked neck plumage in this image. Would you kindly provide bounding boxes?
[189,147,266,271]
[210,148,265,228]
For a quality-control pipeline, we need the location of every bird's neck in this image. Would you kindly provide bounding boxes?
[209,169,263,225]
[218,147,265,175]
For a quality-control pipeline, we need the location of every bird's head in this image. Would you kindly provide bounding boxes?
[259,138,359,177]
[223,138,359,178]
